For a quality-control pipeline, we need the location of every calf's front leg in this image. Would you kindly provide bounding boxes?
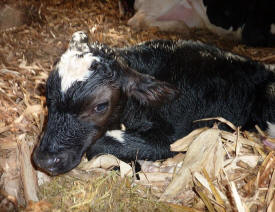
[86,130,176,162]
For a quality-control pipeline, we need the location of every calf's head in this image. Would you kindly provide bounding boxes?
[32,31,179,175]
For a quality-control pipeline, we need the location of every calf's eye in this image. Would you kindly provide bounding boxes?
[90,61,102,70]
[94,102,109,113]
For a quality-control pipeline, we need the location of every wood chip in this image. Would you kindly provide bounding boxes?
[17,134,39,202]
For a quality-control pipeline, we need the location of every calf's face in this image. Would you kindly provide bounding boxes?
[32,31,179,175]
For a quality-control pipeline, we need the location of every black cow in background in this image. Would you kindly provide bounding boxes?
[204,0,275,46]
[128,0,275,47]
[32,31,275,176]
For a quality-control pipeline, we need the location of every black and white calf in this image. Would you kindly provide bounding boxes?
[128,0,275,47]
[32,31,275,176]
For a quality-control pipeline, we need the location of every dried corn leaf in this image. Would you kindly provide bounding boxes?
[80,154,133,177]
[221,131,262,148]
[0,151,24,205]
[167,203,202,212]
[0,139,17,150]
[224,155,260,172]
[171,128,208,152]
[160,128,225,201]
[17,134,39,202]
[194,117,237,131]
[0,190,18,212]
[193,172,226,201]
[229,179,247,212]
[138,172,173,183]
[24,200,52,212]
[201,169,226,212]
[193,178,216,212]
[139,154,184,174]
[267,195,275,212]
[265,169,275,206]
[256,151,275,188]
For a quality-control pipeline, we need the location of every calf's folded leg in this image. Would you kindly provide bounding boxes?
[86,130,176,162]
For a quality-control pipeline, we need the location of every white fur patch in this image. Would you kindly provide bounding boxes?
[199,51,211,57]
[224,52,246,62]
[106,130,125,144]
[199,0,243,40]
[57,50,100,92]
[264,64,275,72]
[71,31,88,43]
[267,122,275,138]
[271,24,275,34]
[69,31,90,52]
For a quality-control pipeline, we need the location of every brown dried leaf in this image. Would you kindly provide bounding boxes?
[160,128,225,201]
[194,117,237,131]
[256,151,275,188]
[194,172,226,200]
[0,151,24,205]
[166,203,203,212]
[221,131,262,148]
[265,169,275,206]
[139,172,173,183]
[162,153,185,166]
[80,154,133,177]
[171,128,208,152]
[229,181,246,212]
[267,195,275,212]
[0,190,18,212]
[24,200,52,212]
[202,169,226,212]
[139,154,185,174]
[17,134,39,202]
[193,178,216,212]
[0,139,17,150]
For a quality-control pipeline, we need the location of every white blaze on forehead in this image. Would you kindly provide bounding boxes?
[57,50,100,92]
[271,24,275,34]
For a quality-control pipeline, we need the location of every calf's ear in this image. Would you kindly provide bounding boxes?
[120,67,180,106]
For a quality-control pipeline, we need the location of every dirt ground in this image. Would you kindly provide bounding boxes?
[0,0,275,211]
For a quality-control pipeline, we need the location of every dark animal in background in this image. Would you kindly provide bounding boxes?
[128,0,275,47]
[118,0,135,16]
[32,31,275,176]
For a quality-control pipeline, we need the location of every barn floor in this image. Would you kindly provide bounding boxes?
[0,0,275,211]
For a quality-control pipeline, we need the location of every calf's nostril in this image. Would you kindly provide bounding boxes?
[44,157,61,168]
[53,157,60,164]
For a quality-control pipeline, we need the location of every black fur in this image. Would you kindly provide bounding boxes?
[203,0,275,46]
[33,39,275,175]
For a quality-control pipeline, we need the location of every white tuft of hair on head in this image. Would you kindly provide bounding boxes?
[58,50,100,92]
[56,31,102,92]
[69,31,90,52]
